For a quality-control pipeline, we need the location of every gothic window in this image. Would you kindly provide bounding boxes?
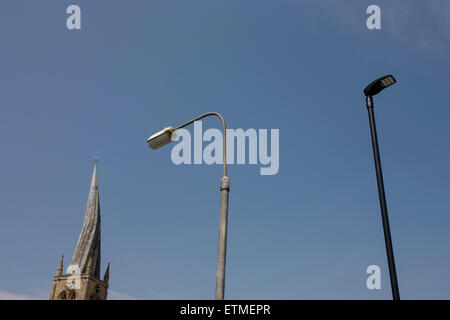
[58,291,67,300]
[68,291,76,300]
[89,285,101,300]
[95,285,101,294]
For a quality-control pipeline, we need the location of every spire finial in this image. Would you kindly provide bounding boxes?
[94,156,99,165]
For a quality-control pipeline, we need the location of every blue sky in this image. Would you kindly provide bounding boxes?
[1,0,450,299]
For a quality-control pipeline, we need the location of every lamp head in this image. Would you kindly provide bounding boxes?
[364,75,396,97]
[146,127,175,150]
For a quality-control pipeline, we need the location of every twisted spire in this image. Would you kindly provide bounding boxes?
[68,165,101,278]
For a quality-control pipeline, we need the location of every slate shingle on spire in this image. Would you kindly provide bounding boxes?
[69,165,101,278]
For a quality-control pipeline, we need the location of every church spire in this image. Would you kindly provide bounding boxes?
[68,164,101,278]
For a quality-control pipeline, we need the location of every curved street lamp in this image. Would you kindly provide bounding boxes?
[364,75,400,300]
[146,112,230,300]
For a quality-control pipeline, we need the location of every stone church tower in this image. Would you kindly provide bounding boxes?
[50,165,110,300]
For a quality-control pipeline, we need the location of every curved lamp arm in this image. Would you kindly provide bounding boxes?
[174,112,227,177]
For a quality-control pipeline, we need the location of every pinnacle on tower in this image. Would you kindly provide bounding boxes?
[55,255,64,277]
[103,263,110,283]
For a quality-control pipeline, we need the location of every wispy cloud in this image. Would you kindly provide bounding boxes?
[384,0,450,57]
[146,290,179,300]
[313,0,450,59]
[108,290,179,300]
[108,290,137,300]
[0,289,178,300]
[0,290,45,300]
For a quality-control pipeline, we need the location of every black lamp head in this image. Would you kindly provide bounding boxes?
[364,75,396,97]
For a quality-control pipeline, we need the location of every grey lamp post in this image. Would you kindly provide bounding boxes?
[146,112,230,300]
[364,75,400,300]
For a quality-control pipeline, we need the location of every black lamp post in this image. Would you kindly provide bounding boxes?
[364,75,400,300]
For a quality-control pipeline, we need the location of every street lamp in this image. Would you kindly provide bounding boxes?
[146,112,230,300]
[364,75,400,300]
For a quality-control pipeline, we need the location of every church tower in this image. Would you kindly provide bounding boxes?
[50,165,109,300]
